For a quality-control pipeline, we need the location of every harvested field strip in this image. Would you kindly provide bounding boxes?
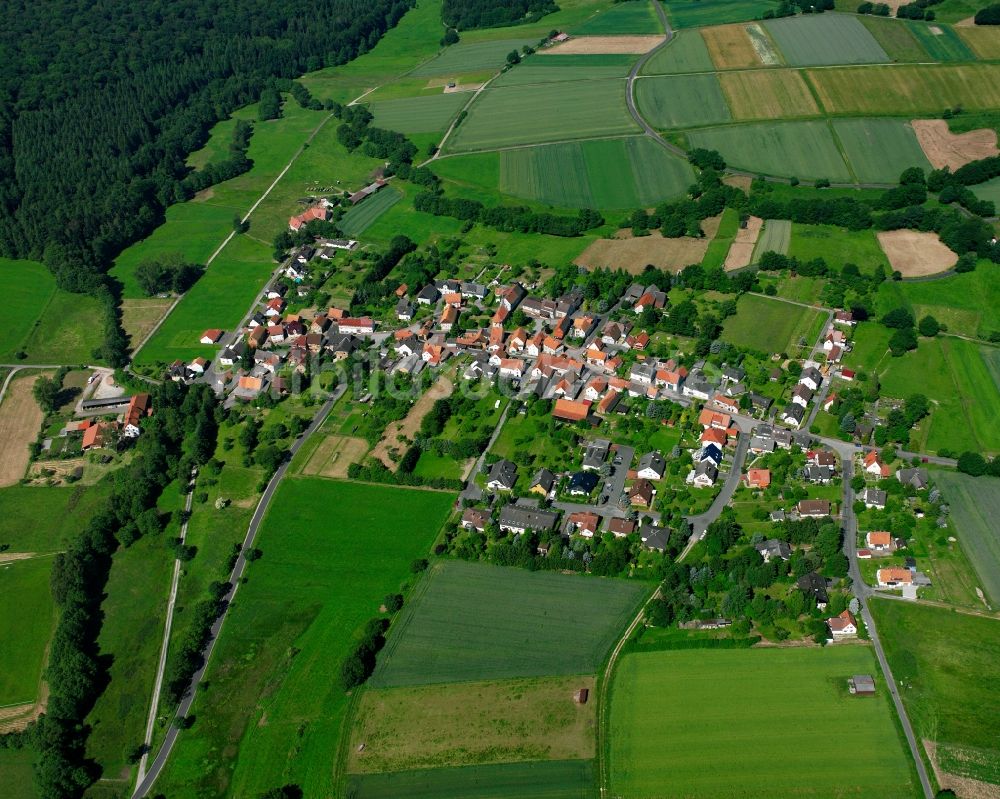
[724,215,763,270]
[719,69,819,120]
[833,118,931,185]
[371,560,648,687]
[702,23,761,70]
[368,93,468,134]
[905,20,974,61]
[913,119,999,171]
[346,760,596,799]
[0,372,47,487]
[763,13,890,66]
[636,74,731,128]
[877,230,958,277]
[933,472,1000,605]
[808,64,1000,115]
[641,30,715,74]
[859,15,929,62]
[492,58,634,87]
[957,25,1000,59]
[753,219,791,259]
[575,229,714,273]
[746,23,783,65]
[338,187,403,237]
[120,298,173,350]
[348,676,596,773]
[300,434,369,479]
[540,35,665,55]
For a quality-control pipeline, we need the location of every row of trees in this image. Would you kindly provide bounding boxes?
[413,191,605,238]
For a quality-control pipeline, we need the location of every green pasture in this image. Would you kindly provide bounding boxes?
[0,555,57,706]
[858,16,929,62]
[833,118,931,185]
[494,55,636,86]
[411,40,536,77]
[369,92,467,134]
[609,647,917,799]
[703,206,739,270]
[722,293,824,354]
[763,13,890,66]
[445,80,639,151]
[637,74,732,128]
[664,0,781,29]
[973,175,1000,206]
[641,29,715,73]
[905,20,974,62]
[843,321,892,373]
[0,258,58,361]
[753,219,791,259]
[338,187,404,237]
[933,472,1000,605]
[789,223,890,272]
[885,260,1000,340]
[0,749,36,799]
[371,560,648,688]
[158,479,454,799]
[0,483,112,553]
[347,760,596,799]
[872,599,1000,786]
[687,121,852,183]
[570,1,662,34]
[929,0,1000,22]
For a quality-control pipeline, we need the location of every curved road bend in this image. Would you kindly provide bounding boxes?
[132,384,344,799]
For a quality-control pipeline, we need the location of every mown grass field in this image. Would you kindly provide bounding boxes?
[371,560,648,688]
[719,69,819,120]
[0,482,113,552]
[346,760,596,799]
[158,479,454,799]
[494,55,635,86]
[722,293,824,354]
[809,63,1000,115]
[349,675,596,773]
[833,118,931,185]
[958,24,1000,59]
[763,13,889,66]
[338,187,404,237]
[569,0,662,34]
[0,749,36,799]
[0,555,57,706]
[859,16,929,62]
[789,223,891,271]
[905,20,974,62]
[753,218,791,259]
[368,92,467,134]
[932,472,1000,605]
[637,74,732,128]
[609,647,917,799]
[641,29,714,73]
[687,121,852,182]
[664,0,780,29]
[412,39,536,77]
[871,599,1000,787]
[446,79,638,151]
[0,258,59,361]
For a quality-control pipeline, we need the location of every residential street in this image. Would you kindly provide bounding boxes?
[687,431,750,537]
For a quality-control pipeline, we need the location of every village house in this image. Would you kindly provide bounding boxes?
[553,398,591,423]
[799,367,823,392]
[568,471,599,497]
[486,459,518,492]
[691,460,718,488]
[797,572,829,609]
[698,408,731,431]
[461,508,490,533]
[713,392,740,415]
[121,393,152,438]
[797,499,831,518]
[81,420,120,451]
[637,451,666,480]
[865,531,896,553]
[339,317,374,336]
[417,284,440,305]
[529,468,556,497]
[877,567,913,587]
[288,205,328,231]
[200,329,223,345]
[499,504,559,535]
[608,518,636,538]
[639,524,669,552]
[863,450,891,478]
[629,478,655,507]
[828,610,858,640]
[755,538,791,563]
[746,468,771,489]
[896,467,929,490]
[568,511,600,538]
[861,488,887,509]
[782,404,806,427]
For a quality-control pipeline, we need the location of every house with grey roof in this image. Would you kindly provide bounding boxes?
[499,504,560,534]
[582,438,611,470]
[896,467,929,490]
[487,459,518,491]
[637,451,666,480]
[755,538,791,563]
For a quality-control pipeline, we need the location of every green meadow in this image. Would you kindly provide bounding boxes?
[932,472,1000,605]
[832,118,931,185]
[789,223,891,272]
[0,555,57,706]
[493,55,636,86]
[664,0,781,29]
[368,92,468,134]
[722,293,825,354]
[636,74,732,128]
[569,0,662,34]
[338,187,404,237]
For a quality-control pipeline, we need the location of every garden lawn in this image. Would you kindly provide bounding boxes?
[346,760,595,799]
[368,92,467,134]
[445,80,639,151]
[411,40,536,77]
[157,479,455,799]
[686,121,852,183]
[0,555,57,706]
[664,0,781,29]
[371,560,648,687]
[833,118,931,185]
[858,16,930,62]
[641,30,714,74]
[904,20,974,62]
[932,472,1000,605]
[338,187,404,237]
[763,13,890,66]
[493,55,636,86]
[722,293,824,354]
[609,647,917,799]
[636,74,731,128]
[789,223,891,272]
[871,599,1000,786]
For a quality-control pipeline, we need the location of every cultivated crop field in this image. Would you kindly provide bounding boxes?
[347,760,596,799]
[859,16,929,62]
[753,218,791,258]
[719,69,818,120]
[569,0,661,34]
[338,187,404,237]
[446,79,637,151]
[721,293,824,354]
[369,92,467,134]
[412,39,536,77]
[665,0,781,29]
[641,30,714,73]
[933,472,1000,605]
[637,74,731,128]
[687,121,852,182]
[609,647,917,799]
[906,20,974,62]
[871,599,1000,789]
[763,13,889,65]
[493,55,635,86]
[832,118,932,185]
[701,23,764,69]
[959,24,1000,59]
[157,479,455,799]
[371,560,648,688]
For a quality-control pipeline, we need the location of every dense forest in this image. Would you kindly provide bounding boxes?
[0,0,413,360]
[442,0,558,29]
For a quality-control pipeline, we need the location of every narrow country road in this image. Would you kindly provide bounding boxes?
[131,384,344,799]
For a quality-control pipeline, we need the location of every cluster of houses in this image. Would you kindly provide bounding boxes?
[67,393,153,452]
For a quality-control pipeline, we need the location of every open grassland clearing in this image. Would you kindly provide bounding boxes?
[412,39,535,77]
[569,1,662,34]
[575,228,713,273]
[687,121,852,182]
[958,23,1000,58]
[871,599,1000,790]
[913,118,999,171]
[763,13,890,65]
[930,0,1000,23]
[368,92,467,134]
[0,372,47,487]
[933,472,1000,605]
[702,206,739,269]
[637,73,732,128]
[0,483,112,552]
[371,560,648,688]
[701,23,764,69]
[445,79,638,151]
[809,63,1000,115]
[753,218,791,259]
[158,480,454,799]
[665,0,781,29]
[120,297,174,351]
[338,187,404,237]
[0,554,57,707]
[0,259,57,361]
[349,675,596,773]
[720,69,818,120]
[833,118,931,184]
[721,292,824,354]
[789,223,890,272]
[973,174,1000,205]
[859,15,931,61]
[347,760,596,799]
[610,647,917,799]
[877,230,958,276]
[641,29,714,73]
[888,260,1000,339]
[905,20,974,61]
[493,55,635,86]
[542,35,665,54]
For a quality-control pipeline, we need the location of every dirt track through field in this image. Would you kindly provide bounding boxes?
[912,119,999,171]
[541,35,665,55]
[370,375,454,469]
[724,216,763,271]
[0,373,48,486]
[877,230,958,277]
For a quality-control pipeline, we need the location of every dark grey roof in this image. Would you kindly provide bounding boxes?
[897,467,929,489]
[638,451,666,475]
[530,468,555,492]
[755,538,791,560]
[639,524,669,552]
[582,438,611,469]
[417,284,440,301]
[797,572,829,603]
[568,471,599,494]
[499,504,559,531]
[694,461,718,481]
[488,459,518,490]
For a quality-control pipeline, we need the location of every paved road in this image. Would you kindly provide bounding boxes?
[686,430,750,538]
[132,384,344,799]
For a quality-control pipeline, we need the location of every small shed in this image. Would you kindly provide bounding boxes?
[848,675,876,695]
[574,688,589,705]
